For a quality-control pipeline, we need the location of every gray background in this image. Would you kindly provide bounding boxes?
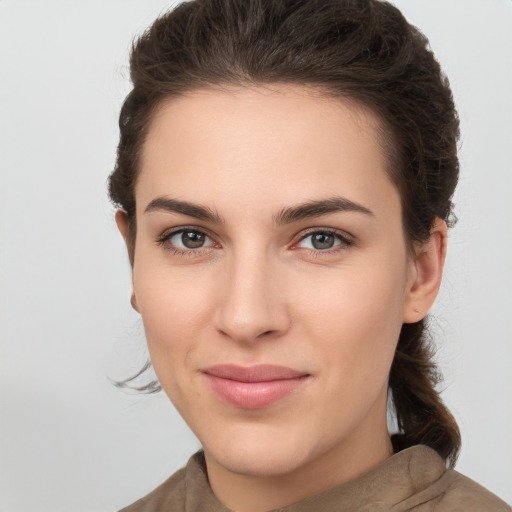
[0,1,511,510]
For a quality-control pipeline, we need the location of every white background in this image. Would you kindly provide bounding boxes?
[0,1,511,510]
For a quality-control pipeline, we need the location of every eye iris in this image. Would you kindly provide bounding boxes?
[312,233,334,250]
[182,231,205,248]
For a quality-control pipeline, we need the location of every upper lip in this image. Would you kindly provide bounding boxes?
[203,364,309,382]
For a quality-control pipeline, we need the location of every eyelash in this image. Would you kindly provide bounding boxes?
[156,226,218,257]
[295,228,354,255]
[156,227,354,257]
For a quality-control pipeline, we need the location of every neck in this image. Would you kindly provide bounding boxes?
[204,411,393,512]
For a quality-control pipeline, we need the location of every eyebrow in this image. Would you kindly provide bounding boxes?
[143,195,373,225]
[274,196,374,225]
[144,197,223,223]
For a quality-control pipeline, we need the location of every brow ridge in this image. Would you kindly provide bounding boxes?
[144,197,223,223]
[274,197,374,225]
[144,195,372,225]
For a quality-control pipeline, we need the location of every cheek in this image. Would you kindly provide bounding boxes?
[297,257,408,384]
[132,259,215,378]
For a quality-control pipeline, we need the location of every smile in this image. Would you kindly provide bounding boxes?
[202,364,310,409]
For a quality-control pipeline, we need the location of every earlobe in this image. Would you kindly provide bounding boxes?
[130,292,140,313]
[403,218,447,324]
[115,209,130,240]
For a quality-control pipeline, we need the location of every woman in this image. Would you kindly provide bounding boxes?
[109,0,510,510]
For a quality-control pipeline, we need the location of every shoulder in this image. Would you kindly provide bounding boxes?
[390,446,511,511]
[430,470,511,512]
[118,465,187,512]
[117,451,219,512]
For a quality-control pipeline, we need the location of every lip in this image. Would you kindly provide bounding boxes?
[202,364,310,409]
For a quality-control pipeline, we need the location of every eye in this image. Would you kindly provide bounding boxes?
[174,230,210,249]
[296,230,352,251]
[157,228,215,252]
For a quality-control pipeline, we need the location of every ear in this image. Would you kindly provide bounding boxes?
[115,209,139,313]
[403,218,447,324]
[115,208,130,240]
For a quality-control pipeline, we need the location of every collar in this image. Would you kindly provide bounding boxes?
[182,445,447,512]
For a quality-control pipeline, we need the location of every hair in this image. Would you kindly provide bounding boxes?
[109,0,461,466]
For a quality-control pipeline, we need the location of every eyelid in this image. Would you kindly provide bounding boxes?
[156,225,219,250]
[292,227,355,250]
[155,225,354,255]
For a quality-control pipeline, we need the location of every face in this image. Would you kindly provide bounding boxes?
[127,85,420,481]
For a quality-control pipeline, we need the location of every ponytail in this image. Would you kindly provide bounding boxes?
[389,320,461,467]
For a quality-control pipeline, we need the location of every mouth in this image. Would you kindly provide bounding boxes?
[202,364,310,409]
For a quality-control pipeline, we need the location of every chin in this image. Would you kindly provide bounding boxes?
[219,447,309,477]
[202,425,319,478]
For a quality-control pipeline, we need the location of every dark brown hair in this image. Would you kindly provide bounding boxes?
[109,0,461,466]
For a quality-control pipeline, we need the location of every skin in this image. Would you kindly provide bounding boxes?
[116,85,446,512]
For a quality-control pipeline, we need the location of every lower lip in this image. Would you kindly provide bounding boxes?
[204,374,309,409]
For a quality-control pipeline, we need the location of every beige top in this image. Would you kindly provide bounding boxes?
[119,445,511,511]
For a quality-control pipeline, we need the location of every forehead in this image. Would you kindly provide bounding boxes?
[137,85,397,216]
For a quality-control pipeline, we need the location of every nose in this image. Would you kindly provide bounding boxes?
[213,251,291,344]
